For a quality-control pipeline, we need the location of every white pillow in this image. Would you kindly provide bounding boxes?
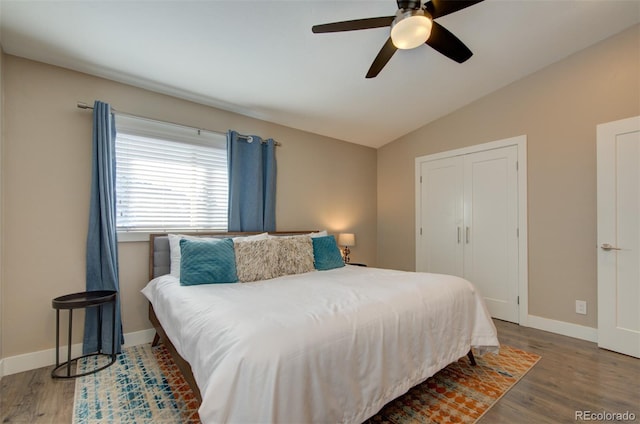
[232,232,269,243]
[168,234,202,278]
[268,230,328,239]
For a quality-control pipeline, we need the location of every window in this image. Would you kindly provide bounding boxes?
[115,115,228,234]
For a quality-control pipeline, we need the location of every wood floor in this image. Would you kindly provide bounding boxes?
[478,321,639,424]
[1,319,638,423]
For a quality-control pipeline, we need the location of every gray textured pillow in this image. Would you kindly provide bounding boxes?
[234,236,314,282]
[235,238,281,282]
[277,236,314,276]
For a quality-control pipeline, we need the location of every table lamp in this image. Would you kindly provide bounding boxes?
[338,233,356,263]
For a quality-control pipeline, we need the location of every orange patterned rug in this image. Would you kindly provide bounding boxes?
[367,345,541,423]
[73,344,539,424]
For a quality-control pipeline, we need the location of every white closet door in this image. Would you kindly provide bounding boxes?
[418,156,464,276]
[416,137,526,324]
[463,146,519,322]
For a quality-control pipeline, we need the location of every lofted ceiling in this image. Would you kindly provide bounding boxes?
[1,1,639,148]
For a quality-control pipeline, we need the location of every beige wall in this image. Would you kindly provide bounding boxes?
[377,25,640,328]
[1,55,377,358]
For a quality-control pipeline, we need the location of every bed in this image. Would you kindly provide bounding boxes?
[142,231,499,423]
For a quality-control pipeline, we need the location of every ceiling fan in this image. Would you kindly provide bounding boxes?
[312,0,484,78]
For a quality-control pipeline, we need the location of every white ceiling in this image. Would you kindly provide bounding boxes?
[1,1,639,148]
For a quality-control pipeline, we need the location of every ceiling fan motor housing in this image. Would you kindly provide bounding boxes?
[397,0,422,11]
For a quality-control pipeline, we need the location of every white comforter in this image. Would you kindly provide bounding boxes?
[142,265,499,424]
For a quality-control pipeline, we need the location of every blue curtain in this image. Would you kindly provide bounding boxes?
[227,130,277,232]
[83,100,123,355]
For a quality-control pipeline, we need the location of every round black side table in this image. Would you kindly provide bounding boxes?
[51,290,118,379]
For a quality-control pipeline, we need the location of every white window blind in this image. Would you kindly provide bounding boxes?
[115,115,228,232]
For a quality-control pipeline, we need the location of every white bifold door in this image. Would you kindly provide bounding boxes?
[417,144,520,323]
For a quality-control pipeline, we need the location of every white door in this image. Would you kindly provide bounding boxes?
[417,144,520,323]
[597,116,640,358]
[464,146,519,322]
[418,156,464,276]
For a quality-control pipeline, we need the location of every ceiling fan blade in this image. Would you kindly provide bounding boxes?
[312,16,394,33]
[426,21,473,63]
[424,0,484,19]
[366,38,398,78]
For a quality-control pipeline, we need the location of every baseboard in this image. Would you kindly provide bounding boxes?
[122,328,156,349]
[526,314,598,343]
[0,328,155,378]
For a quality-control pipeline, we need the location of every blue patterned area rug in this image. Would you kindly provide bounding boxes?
[72,343,199,424]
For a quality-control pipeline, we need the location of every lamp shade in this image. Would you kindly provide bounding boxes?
[338,233,356,247]
[390,10,432,50]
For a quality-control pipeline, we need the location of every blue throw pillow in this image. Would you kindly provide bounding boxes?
[312,235,345,271]
[179,238,238,285]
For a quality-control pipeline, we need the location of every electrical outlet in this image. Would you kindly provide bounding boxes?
[576,300,587,315]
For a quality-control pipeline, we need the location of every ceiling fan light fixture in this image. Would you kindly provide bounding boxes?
[390,9,432,50]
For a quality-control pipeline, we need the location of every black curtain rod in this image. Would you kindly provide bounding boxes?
[76,101,281,146]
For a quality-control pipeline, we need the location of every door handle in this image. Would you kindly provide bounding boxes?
[457,227,461,244]
[466,226,470,244]
[601,243,622,251]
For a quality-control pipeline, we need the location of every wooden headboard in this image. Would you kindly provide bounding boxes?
[148,231,317,281]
